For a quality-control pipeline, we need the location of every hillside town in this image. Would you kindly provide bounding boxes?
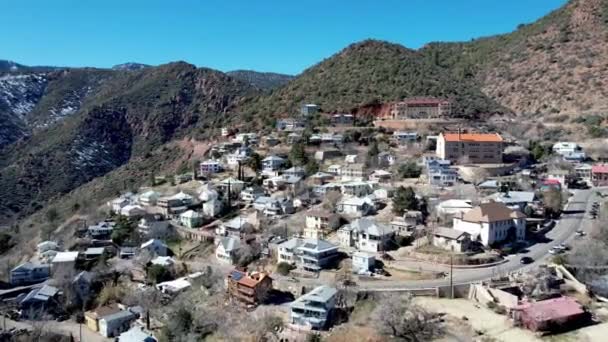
[1,97,608,342]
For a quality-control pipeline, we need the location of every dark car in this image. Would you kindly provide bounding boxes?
[520,256,534,264]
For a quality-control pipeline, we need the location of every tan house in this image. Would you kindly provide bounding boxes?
[304,210,340,239]
[85,304,122,332]
[436,132,503,164]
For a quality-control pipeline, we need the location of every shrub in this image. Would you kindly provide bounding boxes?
[276,262,295,276]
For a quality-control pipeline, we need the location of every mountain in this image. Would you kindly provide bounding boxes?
[112,62,151,71]
[236,40,509,124]
[238,0,608,121]
[0,62,255,223]
[0,59,60,73]
[227,70,294,90]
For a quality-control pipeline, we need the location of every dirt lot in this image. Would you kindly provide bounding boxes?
[414,298,541,342]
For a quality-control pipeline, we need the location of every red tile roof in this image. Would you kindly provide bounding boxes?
[518,297,584,322]
[592,164,608,174]
[442,132,503,143]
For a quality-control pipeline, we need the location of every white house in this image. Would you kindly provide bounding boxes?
[290,286,337,329]
[338,218,395,253]
[37,241,59,255]
[432,228,471,253]
[179,210,204,228]
[337,196,374,217]
[203,198,223,218]
[138,190,160,206]
[327,165,342,175]
[107,193,135,214]
[352,252,375,273]
[552,142,582,156]
[277,238,339,272]
[345,155,359,164]
[262,155,286,171]
[393,131,418,144]
[453,202,526,246]
[215,236,241,264]
[216,216,254,237]
[98,310,137,338]
[51,252,80,276]
[120,204,146,218]
[140,239,168,256]
[199,160,223,174]
[240,186,265,202]
[369,170,392,182]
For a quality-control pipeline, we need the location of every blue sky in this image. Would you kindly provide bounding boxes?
[1,0,567,75]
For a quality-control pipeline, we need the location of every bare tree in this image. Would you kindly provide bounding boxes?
[373,293,442,341]
[322,190,342,212]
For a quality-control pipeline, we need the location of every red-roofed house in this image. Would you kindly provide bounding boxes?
[436,132,504,164]
[226,269,272,306]
[513,297,589,332]
[592,164,608,186]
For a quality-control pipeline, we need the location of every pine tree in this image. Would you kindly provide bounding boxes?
[392,186,419,216]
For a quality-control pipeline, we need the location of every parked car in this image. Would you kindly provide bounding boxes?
[520,256,534,264]
[575,230,586,237]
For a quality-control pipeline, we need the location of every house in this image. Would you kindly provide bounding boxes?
[436,132,503,164]
[345,155,359,164]
[37,241,59,255]
[377,151,395,166]
[331,113,354,125]
[453,202,526,246]
[390,211,423,236]
[218,177,246,195]
[199,160,223,174]
[300,103,319,116]
[226,269,273,306]
[592,164,608,186]
[262,155,286,171]
[215,236,241,264]
[388,98,451,119]
[138,190,160,206]
[10,262,51,285]
[262,197,295,217]
[121,204,146,218]
[119,247,137,259]
[264,136,280,147]
[513,296,589,332]
[436,199,473,217]
[277,238,339,272]
[140,239,168,256]
[203,198,223,218]
[352,252,375,273]
[369,170,392,182]
[19,285,60,319]
[287,132,303,144]
[156,272,203,295]
[173,173,194,184]
[283,166,306,178]
[85,304,122,332]
[51,251,79,275]
[234,132,258,145]
[157,192,194,217]
[340,181,373,197]
[88,221,115,239]
[428,167,458,187]
[310,172,334,185]
[337,196,374,217]
[179,210,204,228]
[484,191,536,211]
[338,218,396,253]
[241,186,265,202]
[118,326,157,342]
[151,256,175,267]
[226,147,252,168]
[216,216,254,238]
[327,164,342,176]
[320,133,343,145]
[574,164,592,185]
[108,193,135,213]
[264,175,304,194]
[341,163,366,179]
[198,184,219,202]
[276,118,305,132]
[99,310,137,337]
[84,247,106,260]
[546,169,572,186]
[314,150,342,162]
[552,142,581,155]
[290,286,337,329]
[305,210,340,232]
[392,131,418,144]
[431,228,471,252]
[138,218,170,238]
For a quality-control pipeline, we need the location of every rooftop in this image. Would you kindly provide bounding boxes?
[442,132,503,143]
[433,227,469,240]
[52,251,79,263]
[460,202,526,223]
[592,164,608,174]
[518,296,585,322]
[292,286,337,306]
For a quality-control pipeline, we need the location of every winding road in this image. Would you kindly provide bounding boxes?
[356,188,595,290]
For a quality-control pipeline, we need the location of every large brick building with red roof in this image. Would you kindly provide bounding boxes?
[436,131,504,164]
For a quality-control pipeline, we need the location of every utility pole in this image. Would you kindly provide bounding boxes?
[450,253,454,299]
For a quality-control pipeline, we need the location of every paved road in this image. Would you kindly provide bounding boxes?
[353,188,595,290]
